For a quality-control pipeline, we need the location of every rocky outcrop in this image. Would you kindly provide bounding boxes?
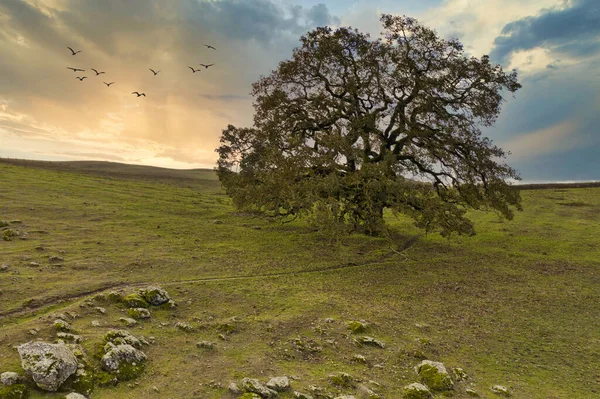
[140,286,171,306]
[17,341,78,391]
[415,360,453,391]
[241,378,278,398]
[101,343,147,381]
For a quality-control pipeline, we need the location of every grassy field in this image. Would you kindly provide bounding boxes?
[0,160,599,399]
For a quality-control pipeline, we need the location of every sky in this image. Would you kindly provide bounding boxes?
[0,0,598,182]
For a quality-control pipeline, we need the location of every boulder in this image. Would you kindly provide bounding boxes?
[402,383,432,399]
[228,382,241,394]
[119,317,137,327]
[127,308,150,320]
[101,343,147,381]
[415,360,454,391]
[140,286,171,306]
[17,341,78,391]
[64,393,87,399]
[103,330,142,349]
[490,385,511,396]
[123,293,149,308]
[1,372,20,385]
[241,378,278,398]
[266,376,290,391]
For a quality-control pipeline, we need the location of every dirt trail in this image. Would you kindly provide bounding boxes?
[0,237,420,321]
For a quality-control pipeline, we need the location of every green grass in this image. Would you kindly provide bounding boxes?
[1,161,599,398]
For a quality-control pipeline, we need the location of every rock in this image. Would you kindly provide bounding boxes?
[228,382,241,394]
[56,333,82,344]
[196,341,215,350]
[17,341,78,391]
[119,317,138,327]
[0,264,8,272]
[217,322,237,334]
[175,322,194,332]
[240,394,262,399]
[53,319,72,332]
[294,392,313,399]
[347,320,369,334]
[490,385,511,396]
[123,293,149,308]
[353,336,385,348]
[94,307,106,314]
[452,367,467,381]
[241,378,278,398]
[28,330,38,336]
[213,219,223,224]
[91,320,101,327]
[127,308,150,319]
[351,354,367,364]
[266,376,290,391]
[64,393,87,399]
[333,396,356,399]
[29,262,39,267]
[140,286,171,306]
[328,373,355,388]
[0,384,29,398]
[415,360,454,391]
[309,385,333,399]
[49,256,64,263]
[0,371,21,385]
[466,388,480,397]
[104,330,142,349]
[357,384,380,399]
[101,343,147,381]
[324,318,335,323]
[402,383,432,399]
[107,291,124,302]
[152,386,159,392]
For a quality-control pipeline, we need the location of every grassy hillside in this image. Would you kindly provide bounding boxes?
[0,161,599,398]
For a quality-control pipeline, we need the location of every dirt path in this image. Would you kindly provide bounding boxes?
[0,237,419,321]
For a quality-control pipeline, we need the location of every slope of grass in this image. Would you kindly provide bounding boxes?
[0,161,599,398]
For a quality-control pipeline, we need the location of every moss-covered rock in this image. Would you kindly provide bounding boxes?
[239,394,262,399]
[101,343,147,381]
[107,291,124,303]
[0,384,30,399]
[61,368,94,398]
[0,372,21,386]
[241,378,277,398]
[415,360,453,391]
[123,293,149,308]
[347,320,369,334]
[490,385,511,396]
[17,341,78,392]
[353,336,385,348]
[62,393,87,399]
[175,322,195,332]
[103,330,142,349]
[328,373,355,388]
[127,308,150,320]
[140,286,171,306]
[402,383,432,399]
[53,319,72,333]
[217,322,237,334]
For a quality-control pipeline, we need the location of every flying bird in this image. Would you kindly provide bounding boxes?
[67,46,81,55]
[103,82,114,87]
[199,63,215,69]
[76,76,87,81]
[132,92,146,97]
[67,67,85,72]
[204,44,216,50]
[149,68,160,75]
[188,66,201,73]
[91,68,105,75]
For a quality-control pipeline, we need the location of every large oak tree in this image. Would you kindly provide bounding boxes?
[216,14,522,236]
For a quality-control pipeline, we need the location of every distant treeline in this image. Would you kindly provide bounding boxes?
[515,182,600,190]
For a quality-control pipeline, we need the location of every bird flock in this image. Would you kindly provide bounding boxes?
[65,44,218,98]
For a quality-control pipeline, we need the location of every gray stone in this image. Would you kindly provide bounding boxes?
[140,286,171,306]
[266,376,290,391]
[94,307,106,314]
[402,383,432,399]
[104,330,142,349]
[127,308,151,319]
[228,382,241,394]
[0,371,20,385]
[415,360,454,391]
[353,336,385,348]
[56,333,82,343]
[65,393,87,399]
[241,378,278,398]
[0,264,9,272]
[119,317,137,327]
[466,388,480,397]
[101,343,147,375]
[196,341,215,350]
[53,319,72,332]
[91,320,101,327]
[17,341,78,391]
[490,385,511,396]
[294,392,313,399]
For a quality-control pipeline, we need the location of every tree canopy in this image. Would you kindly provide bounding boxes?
[216,14,523,237]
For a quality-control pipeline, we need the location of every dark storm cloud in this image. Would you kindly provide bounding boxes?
[490,0,600,64]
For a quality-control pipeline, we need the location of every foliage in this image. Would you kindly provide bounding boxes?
[217,14,522,236]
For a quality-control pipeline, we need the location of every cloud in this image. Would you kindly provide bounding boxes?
[490,0,600,65]
[500,120,579,160]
